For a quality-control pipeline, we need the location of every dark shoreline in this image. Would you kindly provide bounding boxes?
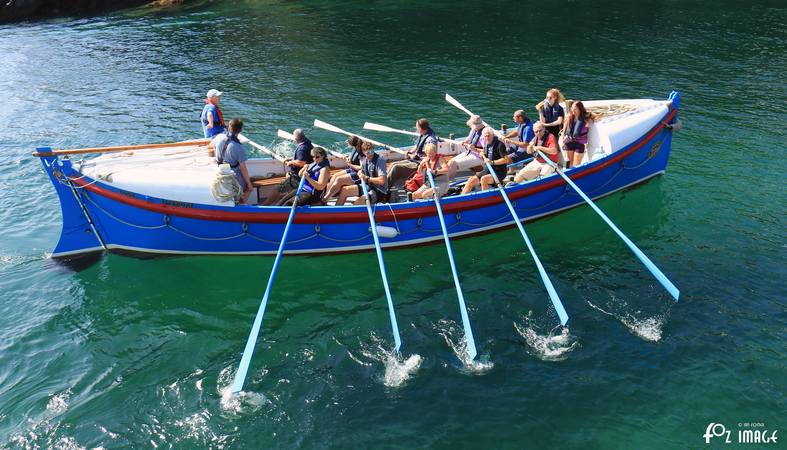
[0,0,186,24]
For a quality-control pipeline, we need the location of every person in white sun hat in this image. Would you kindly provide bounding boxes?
[201,88,226,138]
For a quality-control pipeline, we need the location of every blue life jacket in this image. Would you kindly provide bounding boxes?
[413,128,437,159]
[201,104,226,138]
[469,128,483,147]
[542,102,564,125]
[303,159,329,194]
[519,118,534,142]
[484,137,508,172]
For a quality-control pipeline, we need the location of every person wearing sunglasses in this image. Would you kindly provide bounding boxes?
[281,147,331,206]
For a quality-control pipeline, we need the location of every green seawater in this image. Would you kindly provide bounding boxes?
[1,1,785,448]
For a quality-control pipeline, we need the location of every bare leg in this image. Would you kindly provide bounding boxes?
[335,185,356,206]
[263,189,283,206]
[324,173,353,200]
[480,174,495,191]
[572,151,583,168]
[565,150,574,168]
[462,176,480,194]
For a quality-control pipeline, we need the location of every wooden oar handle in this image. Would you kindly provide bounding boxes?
[32,139,210,157]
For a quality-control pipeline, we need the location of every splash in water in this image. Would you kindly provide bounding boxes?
[587,300,666,342]
[349,332,422,387]
[514,314,578,361]
[217,366,268,415]
[435,319,493,373]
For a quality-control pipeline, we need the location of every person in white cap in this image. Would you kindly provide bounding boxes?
[201,89,226,138]
[447,114,486,178]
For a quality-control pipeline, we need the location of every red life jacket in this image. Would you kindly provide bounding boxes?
[535,133,560,164]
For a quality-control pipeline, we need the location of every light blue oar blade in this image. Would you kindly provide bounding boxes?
[427,171,477,360]
[485,163,569,325]
[540,152,680,301]
[230,177,307,394]
[360,177,402,352]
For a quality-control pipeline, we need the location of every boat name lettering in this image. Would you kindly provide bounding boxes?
[162,199,194,209]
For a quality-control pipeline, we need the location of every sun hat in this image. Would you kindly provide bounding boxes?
[466,114,484,129]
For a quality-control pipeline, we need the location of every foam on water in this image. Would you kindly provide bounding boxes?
[216,366,268,415]
[587,300,666,342]
[350,333,422,387]
[514,315,578,361]
[435,319,494,373]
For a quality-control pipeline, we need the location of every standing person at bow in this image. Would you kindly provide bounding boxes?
[322,136,370,202]
[214,118,253,203]
[561,100,597,168]
[503,109,536,165]
[513,121,560,183]
[411,143,451,200]
[281,147,331,206]
[387,118,438,187]
[448,114,486,178]
[536,88,565,140]
[335,143,388,206]
[201,89,226,138]
[263,129,314,205]
[461,127,510,194]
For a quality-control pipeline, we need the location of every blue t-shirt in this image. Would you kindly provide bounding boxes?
[217,135,249,191]
[201,104,226,138]
[518,119,535,143]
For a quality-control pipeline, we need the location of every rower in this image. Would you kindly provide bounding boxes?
[201,89,226,138]
[448,114,486,178]
[322,136,370,202]
[513,121,560,183]
[411,143,450,200]
[387,118,438,187]
[214,118,253,203]
[281,147,331,206]
[461,127,510,194]
[335,143,388,206]
[502,109,535,165]
[263,128,314,205]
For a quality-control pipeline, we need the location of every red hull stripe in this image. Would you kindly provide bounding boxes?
[74,109,675,224]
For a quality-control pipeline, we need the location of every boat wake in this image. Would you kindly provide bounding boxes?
[435,319,494,374]
[347,333,422,388]
[587,299,666,342]
[216,366,268,415]
[514,313,578,361]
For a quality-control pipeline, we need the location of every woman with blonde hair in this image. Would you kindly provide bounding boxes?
[536,88,565,139]
[412,143,451,200]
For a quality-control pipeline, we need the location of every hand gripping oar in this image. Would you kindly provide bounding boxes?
[362,122,465,146]
[426,170,478,360]
[313,120,408,155]
[359,176,402,352]
[237,133,287,163]
[535,150,680,301]
[231,176,308,394]
[483,161,569,325]
[276,129,345,159]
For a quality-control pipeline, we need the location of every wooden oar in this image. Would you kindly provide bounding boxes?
[31,138,210,157]
[534,150,680,301]
[237,133,287,163]
[483,162,569,325]
[358,176,403,353]
[426,170,478,360]
[231,176,308,394]
[313,120,408,155]
[362,122,466,146]
[276,129,345,159]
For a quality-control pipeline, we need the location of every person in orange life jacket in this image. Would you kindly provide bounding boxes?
[561,100,597,168]
[461,127,511,194]
[322,136,371,202]
[201,89,226,138]
[280,147,330,206]
[214,119,253,203]
[502,109,536,165]
[387,118,438,187]
[447,114,487,179]
[262,128,314,205]
[335,143,388,206]
[536,88,565,139]
[412,143,450,200]
[513,121,559,183]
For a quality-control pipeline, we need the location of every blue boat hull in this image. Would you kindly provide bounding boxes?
[40,108,677,258]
